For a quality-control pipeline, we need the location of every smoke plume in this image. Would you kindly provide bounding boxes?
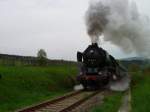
[86,0,150,58]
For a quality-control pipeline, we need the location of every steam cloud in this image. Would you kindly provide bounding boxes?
[86,0,150,58]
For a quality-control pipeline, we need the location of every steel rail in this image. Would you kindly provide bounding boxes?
[18,90,82,112]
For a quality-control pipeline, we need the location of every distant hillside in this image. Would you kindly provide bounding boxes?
[120,57,150,68]
[0,53,76,66]
[0,53,149,68]
[121,57,148,61]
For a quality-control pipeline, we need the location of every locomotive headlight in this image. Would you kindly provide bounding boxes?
[90,50,94,53]
[98,72,102,75]
[80,72,83,75]
[112,75,117,80]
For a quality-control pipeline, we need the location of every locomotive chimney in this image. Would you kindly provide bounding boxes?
[92,43,98,47]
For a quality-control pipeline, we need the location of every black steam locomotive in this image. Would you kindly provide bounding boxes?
[77,43,125,89]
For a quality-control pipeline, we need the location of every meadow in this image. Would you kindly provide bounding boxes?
[131,68,150,112]
[90,92,123,112]
[0,59,150,112]
[0,64,77,112]
[90,66,150,112]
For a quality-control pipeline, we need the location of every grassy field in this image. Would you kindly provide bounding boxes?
[0,61,149,112]
[131,69,150,112]
[90,92,123,112]
[0,65,77,112]
[90,67,150,112]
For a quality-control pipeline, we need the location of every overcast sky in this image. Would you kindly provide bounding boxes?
[0,0,149,60]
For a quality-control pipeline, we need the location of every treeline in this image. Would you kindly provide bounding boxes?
[121,59,150,69]
[0,53,149,68]
[0,53,76,66]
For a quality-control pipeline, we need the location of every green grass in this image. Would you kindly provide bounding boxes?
[1,63,148,112]
[91,67,150,112]
[90,92,123,112]
[0,65,77,112]
[131,71,150,112]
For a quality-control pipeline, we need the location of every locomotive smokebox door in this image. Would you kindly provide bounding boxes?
[77,52,82,62]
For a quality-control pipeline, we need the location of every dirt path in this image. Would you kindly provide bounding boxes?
[118,89,131,112]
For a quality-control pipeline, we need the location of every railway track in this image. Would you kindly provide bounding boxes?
[18,90,102,112]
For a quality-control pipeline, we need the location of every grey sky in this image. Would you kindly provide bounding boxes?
[0,0,149,60]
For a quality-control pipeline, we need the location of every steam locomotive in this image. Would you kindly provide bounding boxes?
[77,43,126,89]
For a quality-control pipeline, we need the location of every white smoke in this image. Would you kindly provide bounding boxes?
[109,74,130,91]
[74,84,83,91]
[86,0,150,58]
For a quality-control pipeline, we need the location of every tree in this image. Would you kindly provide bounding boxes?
[37,49,47,66]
